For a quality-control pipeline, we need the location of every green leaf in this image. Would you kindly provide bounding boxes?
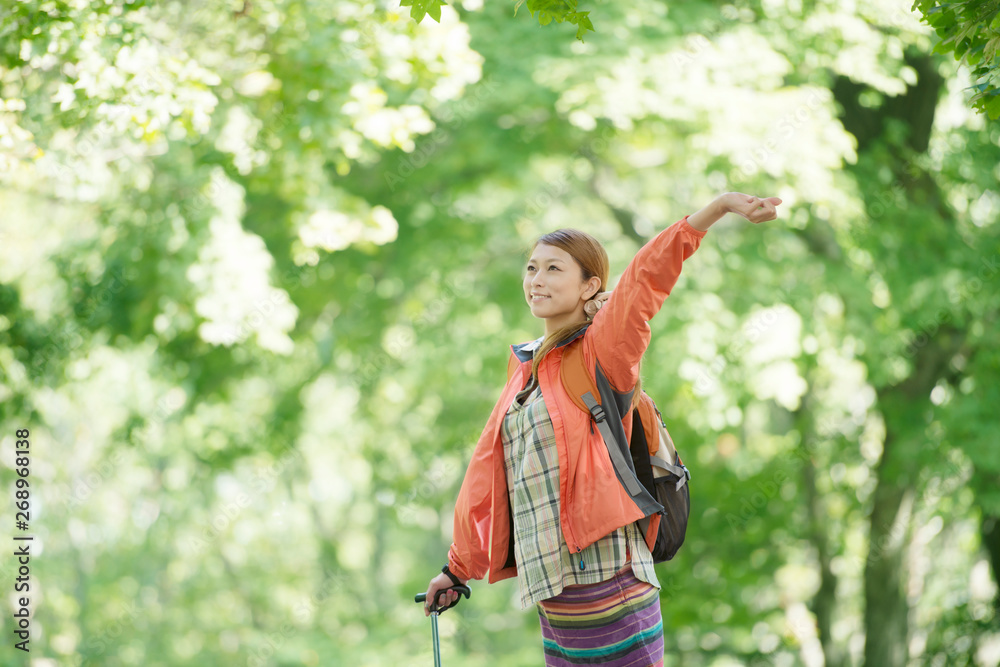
[427,0,443,22]
[568,11,595,41]
[399,0,448,23]
[526,0,576,23]
[984,35,1000,61]
[982,90,1000,118]
[966,41,984,65]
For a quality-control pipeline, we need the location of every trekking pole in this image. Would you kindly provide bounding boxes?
[414,585,471,667]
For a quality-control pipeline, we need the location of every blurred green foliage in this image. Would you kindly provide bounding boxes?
[913,0,1000,119]
[0,1,998,666]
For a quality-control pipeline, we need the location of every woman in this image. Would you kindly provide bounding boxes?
[423,193,782,666]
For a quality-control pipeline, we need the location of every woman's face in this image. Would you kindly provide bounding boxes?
[523,243,598,325]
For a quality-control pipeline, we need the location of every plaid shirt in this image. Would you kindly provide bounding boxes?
[502,372,660,610]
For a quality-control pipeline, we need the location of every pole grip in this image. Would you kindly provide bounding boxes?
[414,585,471,612]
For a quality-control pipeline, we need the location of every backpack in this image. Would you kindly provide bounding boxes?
[507,335,691,563]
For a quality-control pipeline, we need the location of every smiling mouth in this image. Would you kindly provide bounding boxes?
[530,295,550,302]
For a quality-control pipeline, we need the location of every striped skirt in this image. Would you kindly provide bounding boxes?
[536,564,664,666]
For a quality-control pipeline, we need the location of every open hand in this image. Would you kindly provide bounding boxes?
[719,193,782,224]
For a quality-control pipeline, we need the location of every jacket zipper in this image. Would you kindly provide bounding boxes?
[533,351,589,573]
[576,412,597,569]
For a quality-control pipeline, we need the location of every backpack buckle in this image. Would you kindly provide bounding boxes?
[675,464,691,491]
[590,404,606,424]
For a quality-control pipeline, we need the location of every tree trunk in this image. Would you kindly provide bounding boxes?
[829,48,954,667]
[803,455,845,667]
[862,422,915,667]
[795,389,846,667]
[862,329,965,666]
[981,512,1000,622]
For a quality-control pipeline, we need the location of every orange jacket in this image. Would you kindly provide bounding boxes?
[447,216,707,583]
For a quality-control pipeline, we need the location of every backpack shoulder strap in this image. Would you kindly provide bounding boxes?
[561,340,652,501]
[571,344,661,460]
[507,352,521,382]
[559,339,598,414]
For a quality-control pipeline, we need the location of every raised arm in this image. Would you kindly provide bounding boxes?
[586,193,781,392]
[586,217,706,392]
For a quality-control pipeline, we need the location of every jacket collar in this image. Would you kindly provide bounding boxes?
[510,323,590,363]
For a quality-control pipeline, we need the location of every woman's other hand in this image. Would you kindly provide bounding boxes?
[719,193,783,224]
[584,291,611,320]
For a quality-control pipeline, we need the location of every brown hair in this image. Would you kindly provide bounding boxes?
[527,229,643,405]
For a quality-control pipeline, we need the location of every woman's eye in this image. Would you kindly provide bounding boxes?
[526,266,536,272]
[549,265,559,271]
